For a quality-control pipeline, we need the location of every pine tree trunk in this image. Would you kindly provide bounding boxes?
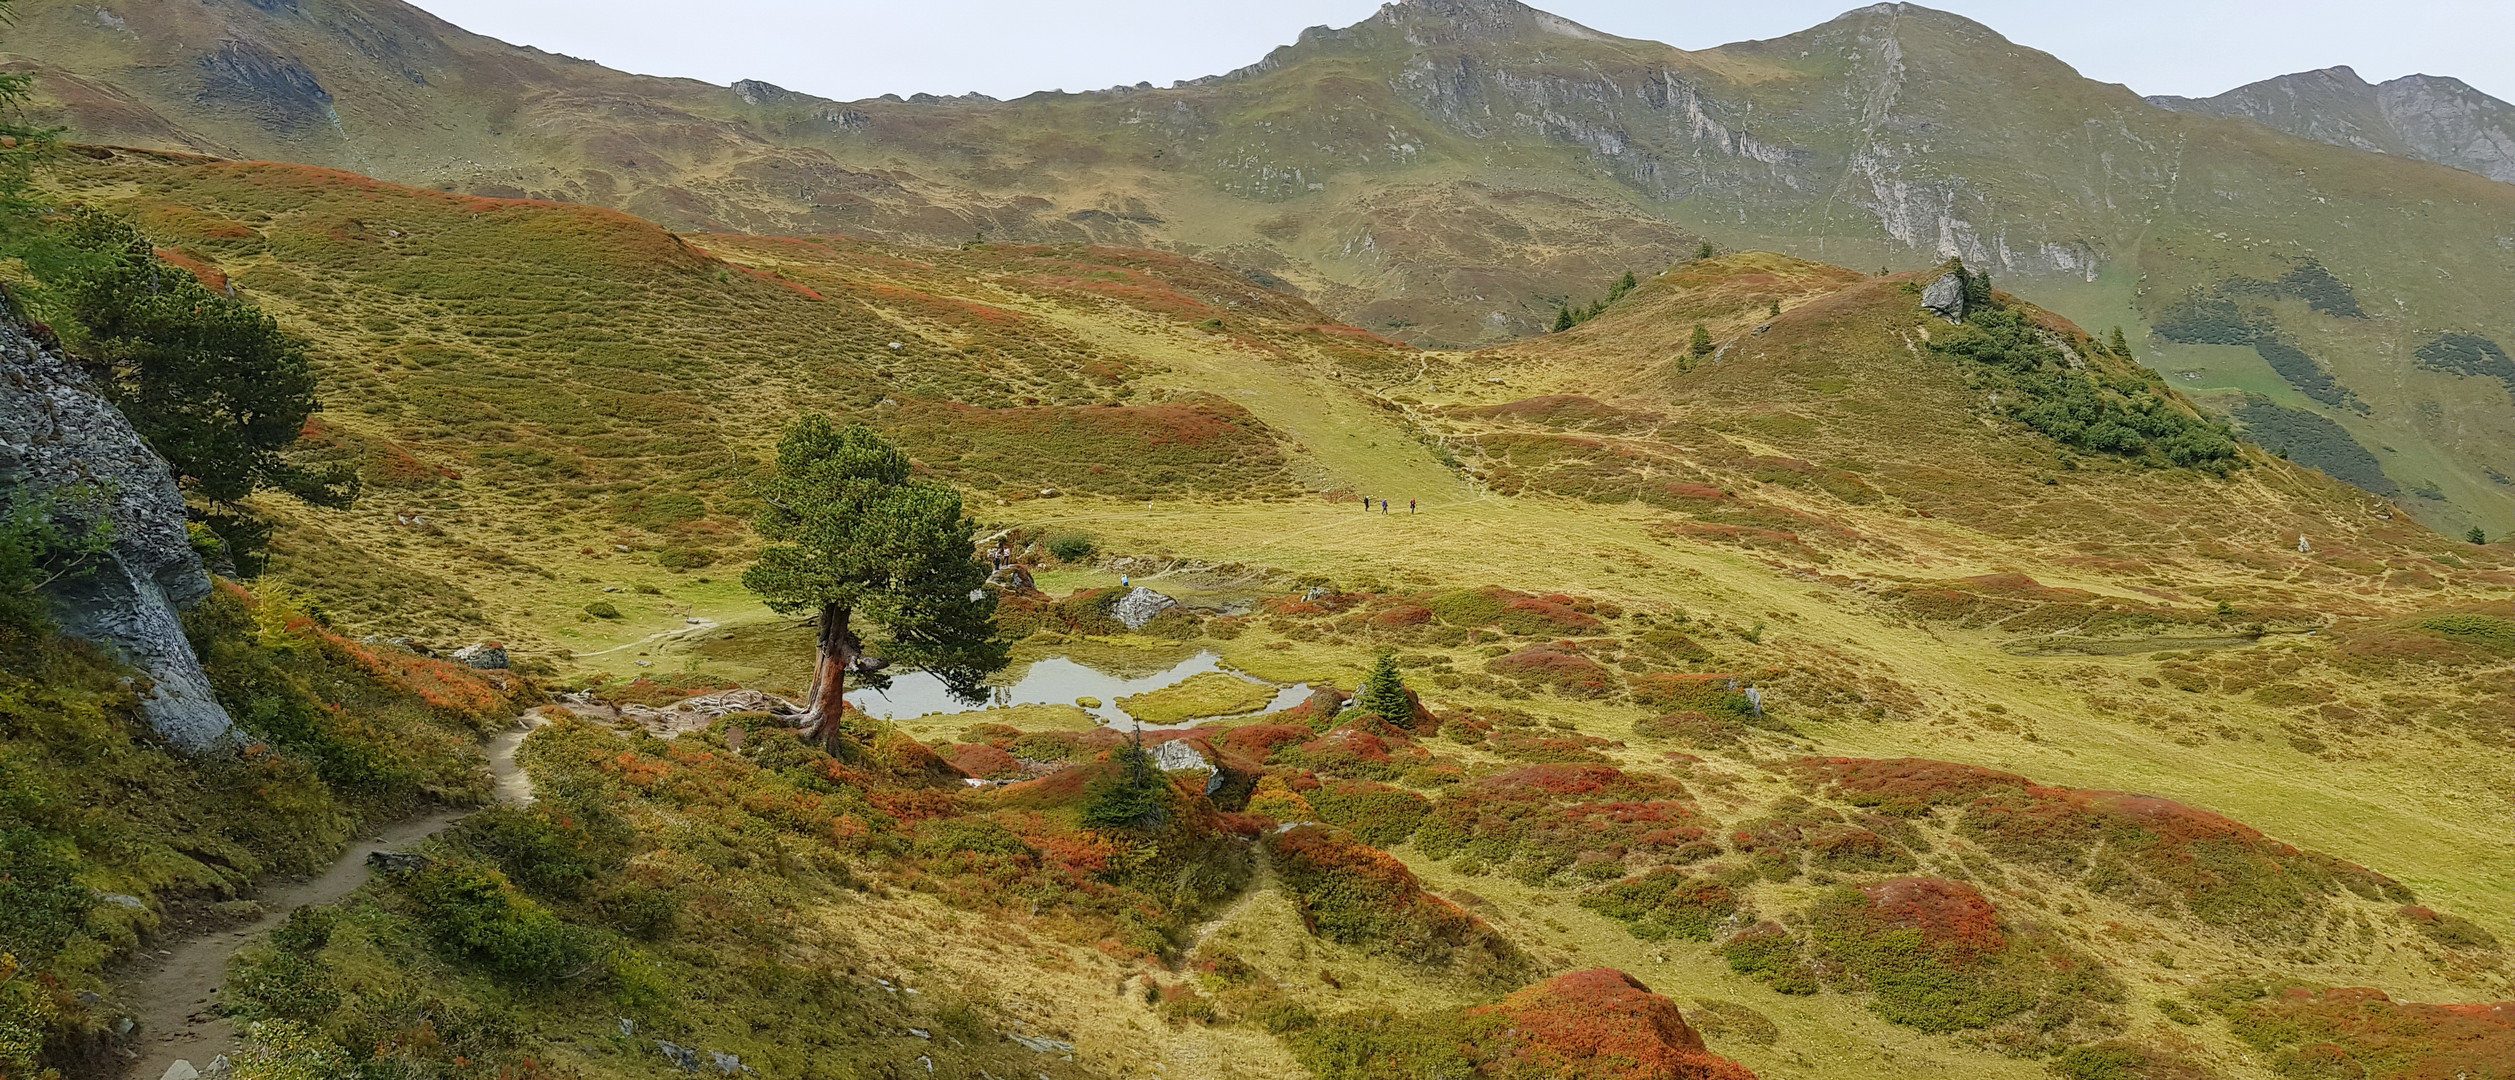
[804,603,853,754]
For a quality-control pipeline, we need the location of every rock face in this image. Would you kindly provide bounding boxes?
[1112,587,1178,630]
[1920,272,1967,322]
[0,322,234,752]
[2152,67,2515,186]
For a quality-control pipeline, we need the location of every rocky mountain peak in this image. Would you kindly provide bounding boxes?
[2152,65,2515,185]
[1371,0,1613,44]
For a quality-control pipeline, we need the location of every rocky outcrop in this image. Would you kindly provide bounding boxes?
[0,321,234,752]
[1920,272,1967,322]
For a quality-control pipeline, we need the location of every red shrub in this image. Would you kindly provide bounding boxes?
[1627,673,1754,715]
[1371,605,1435,628]
[1488,644,1615,697]
[943,743,1023,780]
[1859,878,2007,962]
[1794,757,2032,815]
[1474,969,1759,1080]
[2227,987,2515,1079]
[1500,597,1605,635]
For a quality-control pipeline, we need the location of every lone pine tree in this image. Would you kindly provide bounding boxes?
[1356,652,1414,726]
[742,417,1007,752]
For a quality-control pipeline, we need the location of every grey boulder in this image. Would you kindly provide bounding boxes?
[451,642,510,669]
[1921,272,1967,322]
[1112,586,1178,630]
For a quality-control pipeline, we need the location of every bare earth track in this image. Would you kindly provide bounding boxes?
[118,719,543,1080]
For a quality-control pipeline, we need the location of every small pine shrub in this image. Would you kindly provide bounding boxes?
[1046,532,1098,562]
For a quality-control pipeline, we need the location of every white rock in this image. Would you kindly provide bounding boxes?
[1112,587,1178,630]
[1147,740,1210,772]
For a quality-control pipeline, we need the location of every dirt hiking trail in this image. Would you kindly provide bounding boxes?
[119,718,542,1080]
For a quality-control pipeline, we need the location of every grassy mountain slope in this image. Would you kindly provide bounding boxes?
[14,0,2515,540]
[28,153,2515,1079]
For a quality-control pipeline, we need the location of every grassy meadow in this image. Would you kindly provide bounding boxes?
[26,154,2515,1080]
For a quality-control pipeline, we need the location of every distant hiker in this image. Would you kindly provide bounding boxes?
[1361,494,1370,510]
[1409,499,1416,513]
[1381,499,1390,514]
[1122,574,1131,587]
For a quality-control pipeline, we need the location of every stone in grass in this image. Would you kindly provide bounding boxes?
[1113,586,1177,630]
[451,642,510,669]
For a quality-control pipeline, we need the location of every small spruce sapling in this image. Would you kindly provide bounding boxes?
[742,417,1008,753]
[1082,732,1171,832]
[1690,323,1716,359]
[2468,526,2489,545]
[1356,652,1414,726]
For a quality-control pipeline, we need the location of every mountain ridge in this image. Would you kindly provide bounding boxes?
[2150,64,2515,186]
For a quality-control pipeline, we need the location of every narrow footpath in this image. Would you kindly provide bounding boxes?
[120,717,544,1080]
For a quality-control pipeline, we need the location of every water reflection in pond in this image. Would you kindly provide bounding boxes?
[847,650,1308,730]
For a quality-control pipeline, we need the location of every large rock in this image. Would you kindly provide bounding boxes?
[1147,739,1210,771]
[1920,272,1967,322]
[0,322,234,752]
[1111,586,1178,630]
[450,642,509,669]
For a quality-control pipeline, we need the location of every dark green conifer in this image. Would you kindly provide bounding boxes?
[1356,652,1413,725]
[742,417,1007,750]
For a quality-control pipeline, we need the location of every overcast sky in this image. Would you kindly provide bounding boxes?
[405,1,2515,105]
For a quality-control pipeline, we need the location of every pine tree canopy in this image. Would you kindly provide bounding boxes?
[742,416,1008,699]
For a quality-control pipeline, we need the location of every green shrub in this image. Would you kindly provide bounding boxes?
[1428,590,1507,627]
[1722,923,1817,993]
[223,945,340,1025]
[1579,867,1739,942]
[1081,741,1172,832]
[913,816,1036,859]
[2417,613,2515,654]
[405,863,595,983]
[1287,1008,1497,1080]
[1046,532,1098,562]
[1249,1000,1318,1034]
[2054,1044,2150,1080]
[1307,780,1430,847]
[596,881,681,940]
[1933,305,2238,470]
[0,826,89,966]
[454,802,627,900]
[583,600,621,619]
